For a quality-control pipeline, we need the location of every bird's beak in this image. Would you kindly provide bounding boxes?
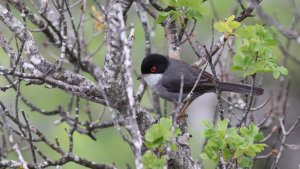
[137,75,142,80]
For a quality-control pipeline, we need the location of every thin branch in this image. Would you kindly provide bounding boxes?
[21,111,37,163]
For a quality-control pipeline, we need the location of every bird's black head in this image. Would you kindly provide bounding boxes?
[141,54,169,74]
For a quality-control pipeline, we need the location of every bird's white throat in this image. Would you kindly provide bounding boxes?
[142,74,163,88]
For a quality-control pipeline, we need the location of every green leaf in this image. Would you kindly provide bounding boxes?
[232,24,288,78]
[233,54,244,67]
[202,120,216,138]
[228,21,241,29]
[231,65,243,71]
[159,118,172,140]
[170,10,180,21]
[171,143,178,151]
[249,123,259,136]
[145,118,172,143]
[214,15,240,33]
[226,15,240,29]
[201,119,267,168]
[234,148,244,158]
[158,0,208,21]
[145,118,181,150]
[277,66,288,75]
[156,11,170,23]
[254,132,264,141]
[202,120,214,128]
[244,147,256,156]
[222,147,232,160]
[186,8,207,19]
[145,124,163,143]
[214,22,232,33]
[239,156,253,168]
[272,69,280,79]
[236,27,252,38]
[160,118,172,128]
[176,0,208,15]
[226,15,235,22]
[174,127,182,136]
[217,119,229,131]
[240,126,249,137]
[143,151,165,169]
[145,136,164,149]
[160,0,176,6]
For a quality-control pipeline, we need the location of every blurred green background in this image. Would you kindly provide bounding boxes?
[1,0,300,168]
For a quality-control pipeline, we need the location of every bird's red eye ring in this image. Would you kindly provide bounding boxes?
[150,66,157,73]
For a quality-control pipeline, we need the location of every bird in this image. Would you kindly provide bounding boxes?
[138,54,264,119]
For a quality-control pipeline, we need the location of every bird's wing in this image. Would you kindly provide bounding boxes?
[162,60,214,93]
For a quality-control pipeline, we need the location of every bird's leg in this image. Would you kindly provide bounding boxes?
[176,101,192,121]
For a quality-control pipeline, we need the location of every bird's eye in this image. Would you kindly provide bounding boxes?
[150,66,157,73]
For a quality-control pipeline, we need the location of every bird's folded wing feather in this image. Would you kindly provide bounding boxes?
[162,60,214,93]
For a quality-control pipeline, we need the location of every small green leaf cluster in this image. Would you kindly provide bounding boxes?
[142,118,181,169]
[232,24,288,78]
[156,0,208,23]
[200,119,266,168]
[143,151,166,169]
[214,15,240,35]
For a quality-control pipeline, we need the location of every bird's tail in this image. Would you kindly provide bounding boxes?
[219,82,264,96]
